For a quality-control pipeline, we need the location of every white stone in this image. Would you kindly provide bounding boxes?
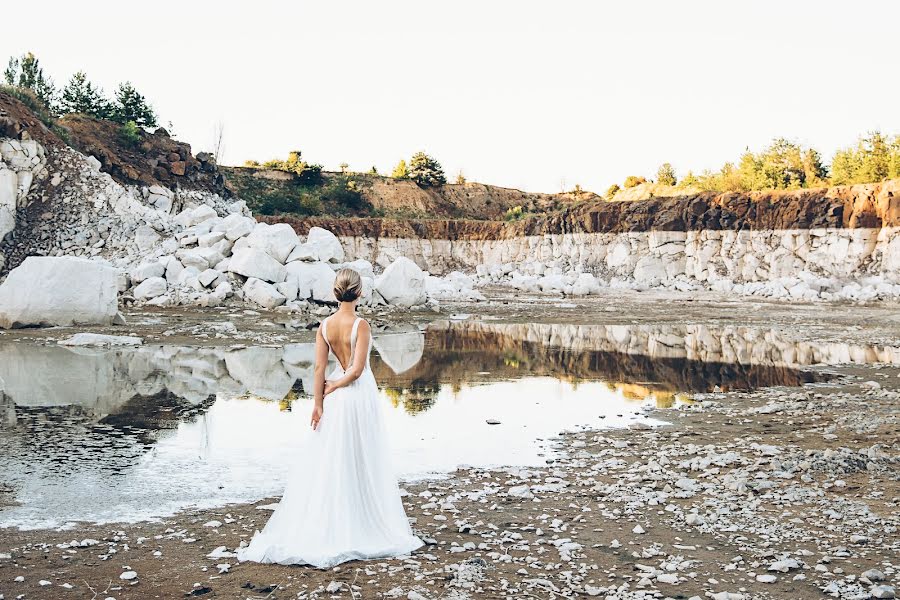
[286,242,319,262]
[306,227,344,263]
[224,215,255,241]
[134,225,162,252]
[119,571,137,581]
[276,280,299,302]
[246,222,299,263]
[59,334,143,347]
[0,169,16,242]
[133,277,168,300]
[228,248,287,283]
[130,261,165,283]
[198,231,226,247]
[375,257,427,307]
[0,257,120,329]
[198,269,222,288]
[286,261,336,302]
[243,278,287,309]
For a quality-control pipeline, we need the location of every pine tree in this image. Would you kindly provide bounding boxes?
[408,151,446,186]
[60,71,112,119]
[112,81,157,127]
[4,52,57,110]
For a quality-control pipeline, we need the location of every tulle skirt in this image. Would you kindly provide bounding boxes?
[237,367,423,568]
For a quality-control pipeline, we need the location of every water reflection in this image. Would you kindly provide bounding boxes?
[1,321,896,528]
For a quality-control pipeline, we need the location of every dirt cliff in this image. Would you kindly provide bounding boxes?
[266,180,900,240]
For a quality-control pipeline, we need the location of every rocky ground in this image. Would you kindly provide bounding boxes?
[0,292,898,600]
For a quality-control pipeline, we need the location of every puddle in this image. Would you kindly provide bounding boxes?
[1,321,896,529]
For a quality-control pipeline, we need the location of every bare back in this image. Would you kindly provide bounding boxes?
[322,312,362,371]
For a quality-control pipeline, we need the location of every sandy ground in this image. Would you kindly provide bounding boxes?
[1,291,898,600]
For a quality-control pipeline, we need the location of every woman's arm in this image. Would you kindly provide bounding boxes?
[324,320,371,393]
[310,324,330,429]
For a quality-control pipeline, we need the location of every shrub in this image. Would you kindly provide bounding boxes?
[391,159,409,179]
[504,205,524,221]
[605,184,621,199]
[321,177,364,211]
[623,175,647,188]
[656,163,677,186]
[118,120,141,147]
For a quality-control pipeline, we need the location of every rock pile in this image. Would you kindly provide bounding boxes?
[0,135,475,321]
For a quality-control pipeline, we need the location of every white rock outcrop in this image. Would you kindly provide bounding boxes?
[286,261,336,303]
[375,257,427,307]
[0,256,120,328]
[228,248,287,284]
[306,226,344,263]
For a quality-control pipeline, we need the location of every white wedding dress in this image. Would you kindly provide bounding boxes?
[238,316,423,568]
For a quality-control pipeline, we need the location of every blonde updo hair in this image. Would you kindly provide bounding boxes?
[333,268,363,303]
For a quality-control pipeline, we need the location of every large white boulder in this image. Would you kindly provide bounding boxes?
[375,257,427,307]
[223,214,255,241]
[306,227,344,263]
[133,276,168,300]
[242,278,287,309]
[130,261,166,283]
[285,261,336,303]
[246,222,299,263]
[0,257,120,328]
[0,169,16,242]
[228,247,287,283]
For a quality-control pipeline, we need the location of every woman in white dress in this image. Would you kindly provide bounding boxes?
[238,268,423,568]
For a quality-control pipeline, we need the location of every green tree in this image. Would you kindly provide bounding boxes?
[112,82,157,127]
[60,71,112,118]
[339,162,349,174]
[408,151,447,186]
[655,163,677,186]
[623,175,647,188]
[391,159,409,179]
[455,170,466,184]
[4,52,56,110]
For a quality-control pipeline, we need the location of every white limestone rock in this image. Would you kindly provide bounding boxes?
[134,225,162,252]
[245,222,299,263]
[133,276,168,300]
[130,261,166,283]
[306,227,344,263]
[228,247,287,283]
[243,278,287,309]
[59,333,143,347]
[375,257,427,307]
[224,214,255,241]
[0,257,120,328]
[286,261,337,303]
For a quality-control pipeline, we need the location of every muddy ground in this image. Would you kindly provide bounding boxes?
[0,290,898,600]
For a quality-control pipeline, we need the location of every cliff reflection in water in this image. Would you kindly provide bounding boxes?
[1,321,897,528]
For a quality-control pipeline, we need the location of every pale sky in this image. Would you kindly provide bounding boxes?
[3,1,898,193]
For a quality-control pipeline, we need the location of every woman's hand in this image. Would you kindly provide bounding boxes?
[324,381,339,396]
[310,405,323,430]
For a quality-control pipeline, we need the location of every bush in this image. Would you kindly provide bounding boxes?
[391,159,409,179]
[118,120,141,147]
[623,175,647,188]
[408,151,446,186]
[656,163,677,186]
[605,184,621,199]
[504,205,525,221]
[321,176,364,211]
